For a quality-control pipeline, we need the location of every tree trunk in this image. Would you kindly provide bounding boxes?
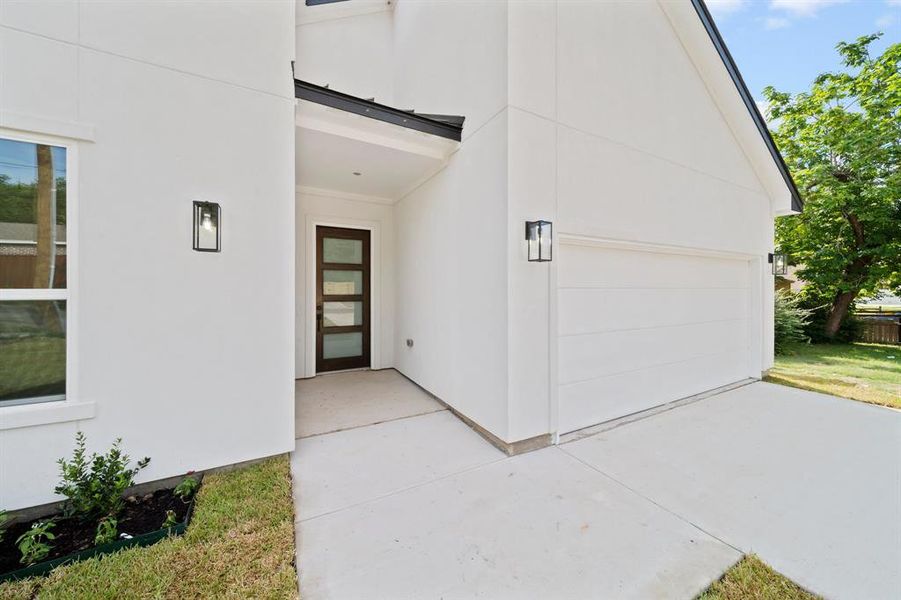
[822,209,871,339]
[824,289,858,338]
[822,254,872,339]
[33,144,54,289]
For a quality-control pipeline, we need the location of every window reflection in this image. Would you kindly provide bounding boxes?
[0,137,68,405]
[0,300,66,402]
[0,139,67,289]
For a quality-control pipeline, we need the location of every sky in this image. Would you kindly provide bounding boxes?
[0,139,66,185]
[708,0,900,105]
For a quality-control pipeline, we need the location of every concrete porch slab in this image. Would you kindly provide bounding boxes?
[296,447,739,599]
[292,410,505,520]
[295,369,444,438]
[561,382,901,600]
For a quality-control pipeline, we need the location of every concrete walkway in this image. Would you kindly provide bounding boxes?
[292,374,901,599]
[295,369,444,438]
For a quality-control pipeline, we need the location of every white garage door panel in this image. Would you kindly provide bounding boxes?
[559,245,750,290]
[558,287,749,336]
[557,243,753,434]
[558,350,749,432]
[559,318,749,385]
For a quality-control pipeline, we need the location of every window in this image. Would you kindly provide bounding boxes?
[0,136,69,406]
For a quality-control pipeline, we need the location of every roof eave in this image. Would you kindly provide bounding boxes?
[294,79,465,142]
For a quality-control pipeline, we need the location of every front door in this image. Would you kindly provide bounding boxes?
[316,226,371,373]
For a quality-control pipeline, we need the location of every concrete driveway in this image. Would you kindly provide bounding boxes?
[564,382,901,599]
[293,377,900,599]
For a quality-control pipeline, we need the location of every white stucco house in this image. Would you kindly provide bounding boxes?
[0,0,801,511]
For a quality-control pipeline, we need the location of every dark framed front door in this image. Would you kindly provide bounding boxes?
[316,226,371,373]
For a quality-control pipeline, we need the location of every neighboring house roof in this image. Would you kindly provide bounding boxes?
[691,0,803,212]
[294,79,465,142]
[0,222,66,243]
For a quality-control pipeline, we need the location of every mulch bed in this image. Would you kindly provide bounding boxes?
[0,489,191,575]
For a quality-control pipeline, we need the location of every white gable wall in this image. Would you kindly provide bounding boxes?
[507,0,773,254]
[1,1,296,509]
[553,0,771,252]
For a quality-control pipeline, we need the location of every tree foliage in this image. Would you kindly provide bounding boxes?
[0,173,66,225]
[764,34,901,338]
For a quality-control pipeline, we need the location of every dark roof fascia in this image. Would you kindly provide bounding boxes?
[691,0,803,212]
[294,79,464,142]
[305,0,351,6]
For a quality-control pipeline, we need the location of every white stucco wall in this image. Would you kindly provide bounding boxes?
[394,113,510,440]
[0,1,296,510]
[391,0,510,439]
[295,6,394,104]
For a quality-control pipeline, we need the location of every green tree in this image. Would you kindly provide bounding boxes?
[764,33,901,339]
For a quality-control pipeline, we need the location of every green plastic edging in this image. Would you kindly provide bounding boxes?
[0,484,199,583]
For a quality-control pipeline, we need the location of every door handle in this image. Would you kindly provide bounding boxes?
[316,304,323,332]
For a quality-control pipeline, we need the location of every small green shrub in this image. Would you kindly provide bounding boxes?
[16,521,55,566]
[173,475,199,502]
[55,432,151,521]
[0,509,8,543]
[161,510,178,529]
[774,290,811,354]
[94,516,118,546]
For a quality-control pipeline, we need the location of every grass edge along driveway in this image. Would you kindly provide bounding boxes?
[699,555,820,600]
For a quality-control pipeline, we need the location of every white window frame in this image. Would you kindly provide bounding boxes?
[0,128,93,429]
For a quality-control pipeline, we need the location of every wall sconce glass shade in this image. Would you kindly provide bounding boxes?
[769,252,787,275]
[193,201,221,252]
[526,220,553,262]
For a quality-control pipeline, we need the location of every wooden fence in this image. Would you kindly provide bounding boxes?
[0,255,67,288]
[858,314,900,344]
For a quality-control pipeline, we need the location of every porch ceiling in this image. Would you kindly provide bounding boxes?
[295,98,460,202]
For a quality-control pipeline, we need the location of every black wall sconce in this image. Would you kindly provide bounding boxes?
[768,252,787,275]
[525,220,553,262]
[193,201,221,252]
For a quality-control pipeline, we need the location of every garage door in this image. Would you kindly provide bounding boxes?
[557,243,752,434]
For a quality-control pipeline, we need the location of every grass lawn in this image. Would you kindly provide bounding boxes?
[699,555,819,600]
[0,456,297,600]
[766,342,900,409]
[0,337,65,400]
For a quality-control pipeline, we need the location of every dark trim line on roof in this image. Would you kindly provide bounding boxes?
[305,0,351,6]
[691,0,803,212]
[294,79,464,142]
